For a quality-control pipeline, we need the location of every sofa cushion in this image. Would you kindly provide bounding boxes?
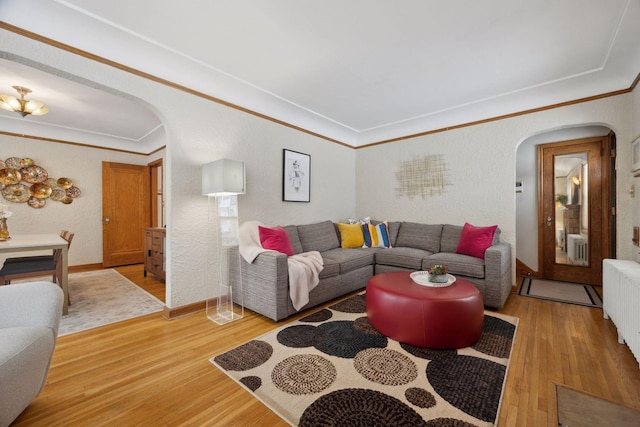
[283,225,304,254]
[395,222,443,253]
[424,253,486,279]
[297,221,340,253]
[440,224,463,253]
[323,248,374,274]
[455,223,498,259]
[318,257,340,279]
[337,223,365,248]
[259,226,294,256]
[375,247,431,270]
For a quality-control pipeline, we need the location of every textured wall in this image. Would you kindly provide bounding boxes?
[161,98,356,307]
[632,81,640,263]
[516,126,612,271]
[2,28,635,309]
[0,30,357,308]
[356,95,635,284]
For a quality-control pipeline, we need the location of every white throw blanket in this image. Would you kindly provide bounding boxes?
[239,221,324,310]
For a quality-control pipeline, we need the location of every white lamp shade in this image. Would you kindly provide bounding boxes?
[202,159,246,196]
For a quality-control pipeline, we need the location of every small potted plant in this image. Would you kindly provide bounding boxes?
[555,194,568,206]
[428,264,448,283]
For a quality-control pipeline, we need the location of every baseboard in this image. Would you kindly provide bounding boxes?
[69,263,104,273]
[516,258,538,278]
[163,301,206,320]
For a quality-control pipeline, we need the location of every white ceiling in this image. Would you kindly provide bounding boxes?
[0,57,164,152]
[1,0,639,152]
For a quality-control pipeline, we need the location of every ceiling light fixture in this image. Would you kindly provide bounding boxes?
[0,86,49,117]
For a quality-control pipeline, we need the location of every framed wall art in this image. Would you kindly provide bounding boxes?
[633,136,640,174]
[283,149,310,202]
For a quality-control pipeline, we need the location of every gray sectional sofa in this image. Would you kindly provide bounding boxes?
[229,220,512,321]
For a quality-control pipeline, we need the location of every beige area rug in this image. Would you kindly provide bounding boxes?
[211,294,519,426]
[556,384,640,427]
[21,269,164,336]
[518,277,603,308]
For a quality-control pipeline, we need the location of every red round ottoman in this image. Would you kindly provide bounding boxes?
[366,272,484,349]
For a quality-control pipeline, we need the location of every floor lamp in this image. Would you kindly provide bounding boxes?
[202,159,245,325]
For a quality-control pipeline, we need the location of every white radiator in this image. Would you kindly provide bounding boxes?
[567,234,588,265]
[575,240,588,263]
[603,259,640,368]
[556,228,565,249]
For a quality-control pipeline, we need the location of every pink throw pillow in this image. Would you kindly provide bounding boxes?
[455,223,498,259]
[259,226,294,256]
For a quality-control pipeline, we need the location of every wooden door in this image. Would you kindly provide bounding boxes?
[102,162,151,267]
[539,136,613,285]
[149,158,164,228]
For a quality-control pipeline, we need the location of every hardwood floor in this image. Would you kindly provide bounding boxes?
[13,267,640,426]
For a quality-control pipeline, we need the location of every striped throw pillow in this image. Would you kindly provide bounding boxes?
[362,221,392,248]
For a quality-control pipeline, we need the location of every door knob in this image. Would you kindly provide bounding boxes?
[546,216,552,226]
[104,217,110,225]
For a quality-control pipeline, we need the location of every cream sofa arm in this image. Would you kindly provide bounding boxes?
[0,281,63,334]
[0,281,63,426]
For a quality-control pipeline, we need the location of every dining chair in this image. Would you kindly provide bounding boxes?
[0,232,74,304]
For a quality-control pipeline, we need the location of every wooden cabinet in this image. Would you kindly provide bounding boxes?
[144,227,165,280]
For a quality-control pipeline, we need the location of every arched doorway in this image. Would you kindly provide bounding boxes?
[538,135,615,284]
[0,55,168,288]
[515,126,616,285]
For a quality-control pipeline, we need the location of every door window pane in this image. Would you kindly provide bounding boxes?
[554,153,588,266]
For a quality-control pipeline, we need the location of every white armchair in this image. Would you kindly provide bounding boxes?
[0,281,63,427]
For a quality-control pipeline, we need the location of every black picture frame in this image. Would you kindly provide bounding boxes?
[283,149,310,202]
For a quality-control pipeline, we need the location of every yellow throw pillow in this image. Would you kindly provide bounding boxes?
[338,223,365,248]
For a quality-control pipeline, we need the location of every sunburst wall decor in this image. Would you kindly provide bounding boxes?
[0,157,81,209]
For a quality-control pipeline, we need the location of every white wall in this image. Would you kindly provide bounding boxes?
[2,28,636,310]
[0,134,159,265]
[1,29,357,309]
[162,99,356,307]
[515,136,539,270]
[356,95,634,284]
[631,79,640,263]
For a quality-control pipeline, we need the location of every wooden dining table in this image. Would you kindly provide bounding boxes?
[0,234,69,314]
